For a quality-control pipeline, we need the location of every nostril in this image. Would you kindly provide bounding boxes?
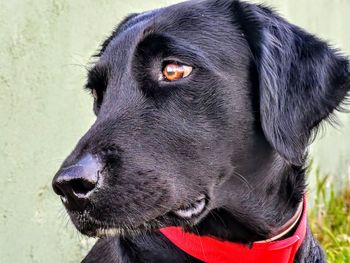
[71,179,96,196]
[52,184,65,198]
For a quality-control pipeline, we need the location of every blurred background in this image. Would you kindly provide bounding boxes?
[0,0,349,262]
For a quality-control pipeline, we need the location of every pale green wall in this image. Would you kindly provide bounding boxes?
[0,0,349,262]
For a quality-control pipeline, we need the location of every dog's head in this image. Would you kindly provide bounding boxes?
[53,0,350,238]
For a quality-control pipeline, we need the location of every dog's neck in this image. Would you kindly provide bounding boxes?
[256,199,303,243]
[192,135,306,244]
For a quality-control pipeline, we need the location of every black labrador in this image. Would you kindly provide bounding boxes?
[52,0,350,262]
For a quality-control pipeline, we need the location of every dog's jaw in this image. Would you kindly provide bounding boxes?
[68,193,211,238]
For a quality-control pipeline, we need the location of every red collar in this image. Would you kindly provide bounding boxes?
[160,197,307,263]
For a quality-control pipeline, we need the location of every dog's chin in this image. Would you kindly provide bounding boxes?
[69,194,209,238]
[70,212,171,238]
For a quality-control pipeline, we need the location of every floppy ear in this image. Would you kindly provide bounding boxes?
[232,1,350,165]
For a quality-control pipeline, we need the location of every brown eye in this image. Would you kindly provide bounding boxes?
[92,89,98,100]
[162,63,192,81]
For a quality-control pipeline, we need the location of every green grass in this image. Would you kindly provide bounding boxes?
[309,173,350,263]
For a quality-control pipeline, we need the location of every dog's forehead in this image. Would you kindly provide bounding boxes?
[99,1,233,61]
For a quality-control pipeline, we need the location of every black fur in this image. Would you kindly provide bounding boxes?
[53,0,350,262]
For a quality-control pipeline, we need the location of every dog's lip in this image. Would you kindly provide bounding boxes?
[69,209,170,237]
[174,194,207,219]
[95,227,124,237]
[92,195,209,237]
[69,194,209,237]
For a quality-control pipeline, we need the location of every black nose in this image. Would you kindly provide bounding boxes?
[52,154,101,211]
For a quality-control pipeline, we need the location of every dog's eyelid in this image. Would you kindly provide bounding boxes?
[85,82,96,91]
[85,66,108,103]
[161,57,194,67]
[87,67,108,86]
[84,84,101,98]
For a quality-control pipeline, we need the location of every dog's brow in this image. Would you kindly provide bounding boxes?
[96,13,139,57]
[96,11,158,57]
[85,66,107,90]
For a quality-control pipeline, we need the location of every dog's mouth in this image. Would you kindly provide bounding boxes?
[173,194,207,219]
[70,194,209,237]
